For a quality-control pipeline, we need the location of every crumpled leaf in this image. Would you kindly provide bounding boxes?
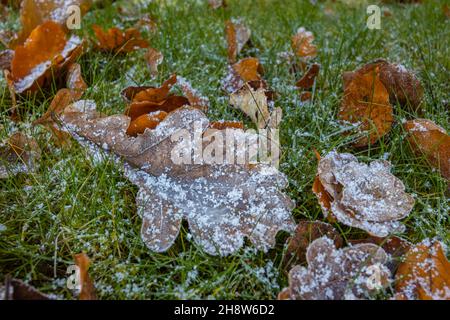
[282,221,343,271]
[280,236,391,300]
[12,0,91,47]
[9,21,83,93]
[404,119,450,181]
[0,49,14,71]
[296,63,320,90]
[225,19,251,63]
[1,277,50,300]
[92,25,149,53]
[229,82,270,129]
[59,100,295,256]
[74,252,96,300]
[0,132,41,178]
[144,47,163,78]
[338,62,393,147]
[223,57,264,93]
[395,239,450,300]
[314,151,415,237]
[291,27,317,60]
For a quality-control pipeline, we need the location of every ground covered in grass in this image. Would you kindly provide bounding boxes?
[0,0,449,299]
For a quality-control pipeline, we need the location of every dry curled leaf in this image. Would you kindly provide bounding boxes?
[92,25,149,53]
[59,100,295,256]
[223,57,264,93]
[1,277,50,300]
[404,119,450,181]
[0,132,41,178]
[296,63,320,90]
[144,47,163,78]
[225,19,251,63]
[314,151,415,237]
[9,21,83,94]
[282,221,343,270]
[66,63,87,100]
[74,252,96,300]
[12,0,91,47]
[281,237,391,300]
[338,62,393,147]
[291,27,317,60]
[395,239,450,300]
[229,82,270,129]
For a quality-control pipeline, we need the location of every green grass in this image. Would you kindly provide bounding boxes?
[0,0,449,299]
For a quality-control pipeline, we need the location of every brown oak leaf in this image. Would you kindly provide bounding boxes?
[225,19,251,63]
[314,151,415,237]
[92,25,149,53]
[291,27,317,60]
[280,237,391,300]
[395,239,450,300]
[404,119,450,181]
[74,252,97,300]
[58,100,295,256]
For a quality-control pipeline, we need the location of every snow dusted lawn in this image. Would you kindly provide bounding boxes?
[0,0,448,299]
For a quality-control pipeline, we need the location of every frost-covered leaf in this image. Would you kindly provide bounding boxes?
[404,119,450,182]
[12,0,91,47]
[222,57,264,93]
[395,239,450,300]
[282,221,343,270]
[0,132,41,178]
[291,27,317,60]
[225,19,251,63]
[281,237,391,300]
[314,151,415,237]
[144,47,163,78]
[92,25,149,53]
[229,82,270,129]
[74,252,96,300]
[338,62,393,147]
[9,21,83,93]
[59,100,295,256]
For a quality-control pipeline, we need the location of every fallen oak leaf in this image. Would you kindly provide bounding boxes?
[223,57,264,93]
[291,27,317,61]
[12,0,91,47]
[229,82,270,129]
[9,21,83,94]
[281,236,391,300]
[282,221,343,271]
[59,101,295,256]
[74,253,96,300]
[92,25,149,53]
[296,63,320,90]
[395,239,450,300]
[0,132,41,178]
[338,62,393,147]
[126,110,168,136]
[315,151,415,237]
[66,63,88,100]
[144,47,163,78]
[225,19,251,63]
[404,119,450,181]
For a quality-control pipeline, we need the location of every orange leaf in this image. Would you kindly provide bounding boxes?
[74,253,96,300]
[133,74,177,103]
[66,63,87,100]
[225,19,250,63]
[404,119,450,181]
[338,63,393,147]
[209,121,244,130]
[232,57,263,82]
[291,27,317,60]
[296,63,320,90]
[126,111,168,136]
[395,240,450,300]
[92,25,149,53]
